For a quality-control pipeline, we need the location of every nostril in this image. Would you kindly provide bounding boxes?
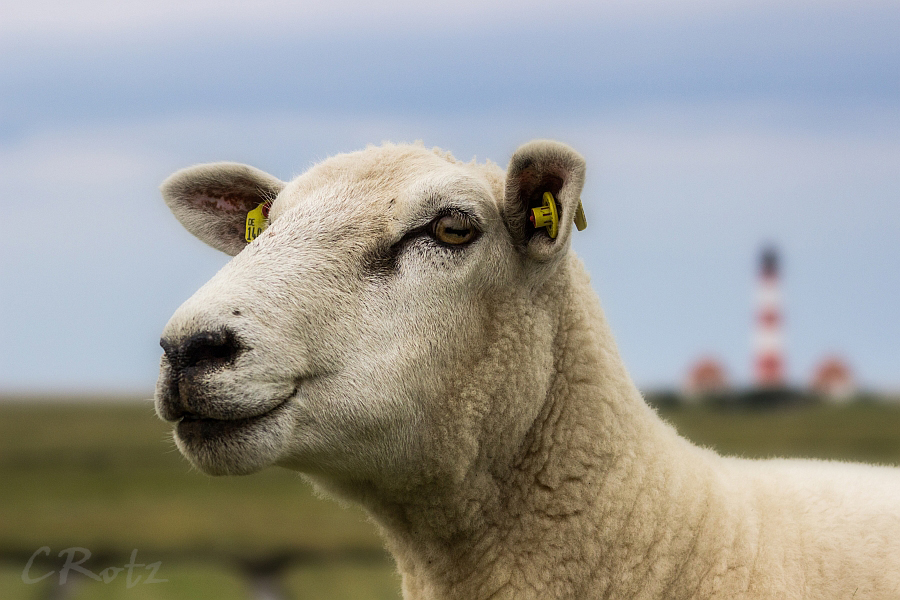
[189,333,235,363]
[161,329,244,372]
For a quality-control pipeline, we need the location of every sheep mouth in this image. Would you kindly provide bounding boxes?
[177,412,263,439]
[170,394,297,476]
[174,395,293,441]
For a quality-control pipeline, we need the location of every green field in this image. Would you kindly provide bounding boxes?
[2,399,900,599]
[0,400,395,600]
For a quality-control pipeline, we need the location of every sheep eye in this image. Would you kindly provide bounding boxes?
[431,214,477,246]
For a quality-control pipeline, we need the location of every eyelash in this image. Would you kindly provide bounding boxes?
[363,209,482,276]
[376,209,480,270]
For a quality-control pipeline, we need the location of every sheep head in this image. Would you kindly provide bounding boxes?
[155,141,587,498]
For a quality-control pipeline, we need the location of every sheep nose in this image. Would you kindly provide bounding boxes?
[161,329,243,372]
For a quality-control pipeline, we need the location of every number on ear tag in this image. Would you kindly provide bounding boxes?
[245,202,271,243]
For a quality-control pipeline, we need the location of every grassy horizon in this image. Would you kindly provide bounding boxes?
[2,398,900,598]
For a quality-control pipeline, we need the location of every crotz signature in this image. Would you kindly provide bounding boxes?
[22,547,167,587]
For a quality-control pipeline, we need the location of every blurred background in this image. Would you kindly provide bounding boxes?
[1,0,898,598]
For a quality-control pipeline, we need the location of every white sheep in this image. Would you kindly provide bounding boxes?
[155,141,900,599]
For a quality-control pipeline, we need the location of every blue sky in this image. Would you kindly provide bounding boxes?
[1,0,898,394]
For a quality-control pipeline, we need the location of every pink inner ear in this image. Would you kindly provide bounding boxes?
[196,194,244,213]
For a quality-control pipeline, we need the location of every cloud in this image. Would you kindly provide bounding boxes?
[2,0,897,137]
[4,0,877,39]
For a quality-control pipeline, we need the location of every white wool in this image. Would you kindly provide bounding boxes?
[156,141,900,599]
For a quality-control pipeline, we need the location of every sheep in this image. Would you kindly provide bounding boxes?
[155,140,900,599]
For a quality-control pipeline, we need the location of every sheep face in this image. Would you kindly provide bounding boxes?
[156,142,586,493]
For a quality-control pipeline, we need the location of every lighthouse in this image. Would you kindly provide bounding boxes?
[753,247,786,388]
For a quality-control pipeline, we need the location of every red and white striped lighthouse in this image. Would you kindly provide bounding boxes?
[753,247,785,388]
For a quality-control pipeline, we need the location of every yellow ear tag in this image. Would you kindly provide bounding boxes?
[531,191,560,238]
[530,192,588,239]
[574,200,588,231]
[245,202,270,243]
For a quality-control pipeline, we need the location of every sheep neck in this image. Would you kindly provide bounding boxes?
[365,256,749,599]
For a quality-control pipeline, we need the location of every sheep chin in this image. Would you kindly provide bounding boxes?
[173,399,294,476]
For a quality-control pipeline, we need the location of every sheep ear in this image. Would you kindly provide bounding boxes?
[161,163,285,256]
[502,140,587,262]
